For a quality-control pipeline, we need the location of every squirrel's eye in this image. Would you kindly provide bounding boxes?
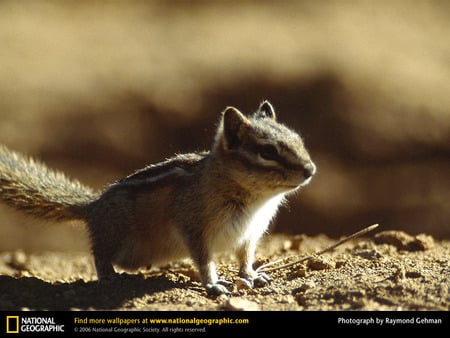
[258,144,279,161]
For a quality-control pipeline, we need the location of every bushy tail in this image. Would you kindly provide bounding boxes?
[0,145,98,221]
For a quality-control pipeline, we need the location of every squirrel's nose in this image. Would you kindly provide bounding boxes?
[303,162,316,179]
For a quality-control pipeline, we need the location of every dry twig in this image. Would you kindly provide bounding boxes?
[256,224,380,273]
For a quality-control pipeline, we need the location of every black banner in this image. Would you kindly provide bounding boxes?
[0,311,448,336]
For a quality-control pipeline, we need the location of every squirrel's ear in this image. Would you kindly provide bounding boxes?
[222,106,249,149]
[255,100,276,120]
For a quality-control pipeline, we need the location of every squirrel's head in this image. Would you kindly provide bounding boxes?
[213,100,316,196]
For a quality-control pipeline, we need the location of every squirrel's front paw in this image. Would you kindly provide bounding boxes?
[205,280,233,296]
[239,272,272,288]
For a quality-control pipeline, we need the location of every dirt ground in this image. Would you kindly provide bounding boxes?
[0,229,448,311]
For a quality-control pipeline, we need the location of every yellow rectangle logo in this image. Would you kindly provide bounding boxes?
[6,316,19,334]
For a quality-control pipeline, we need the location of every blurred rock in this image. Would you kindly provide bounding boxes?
[374,230,435,251]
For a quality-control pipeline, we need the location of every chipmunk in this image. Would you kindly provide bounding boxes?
[0,101,316,295]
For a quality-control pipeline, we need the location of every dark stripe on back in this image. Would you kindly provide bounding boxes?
[117,152,208,184]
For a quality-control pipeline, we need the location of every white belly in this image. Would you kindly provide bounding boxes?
[213,193,285,252]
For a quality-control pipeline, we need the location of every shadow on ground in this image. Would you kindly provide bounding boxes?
[0,273,183,310]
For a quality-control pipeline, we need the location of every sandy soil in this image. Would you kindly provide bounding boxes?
[0,230,448,311]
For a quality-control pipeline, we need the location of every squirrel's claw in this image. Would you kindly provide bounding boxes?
[206,282,232,296]
[238,272,271,288]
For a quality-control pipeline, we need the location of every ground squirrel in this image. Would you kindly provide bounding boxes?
[0,101,316,295]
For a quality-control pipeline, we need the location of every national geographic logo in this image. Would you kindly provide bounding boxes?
[6,316,19,334]
[6,315,65,334]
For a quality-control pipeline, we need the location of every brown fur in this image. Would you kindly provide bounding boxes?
[0,101,315,295]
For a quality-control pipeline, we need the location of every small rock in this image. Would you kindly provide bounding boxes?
[223,298,260,311]
[374,230,434,251]
[5,250,28,270]
[307,256,335,270]
[216,294,229,303]
[353,248,383,260]
[405,270,423,278]
[335,260,347,268]
[282,240,293,251]
[297,280,316,292]
[286,267,307,280]
[252,258,269,270]
[393,266,405,281]
[292,235,306,250]
[411,234,434,251]
[348,289,366,297]
[176,273,191,284]
[295,294,309,306]
[235,278,252,290]
[374,231,413,250]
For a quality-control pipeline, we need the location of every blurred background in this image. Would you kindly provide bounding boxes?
[0,0,449,252]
